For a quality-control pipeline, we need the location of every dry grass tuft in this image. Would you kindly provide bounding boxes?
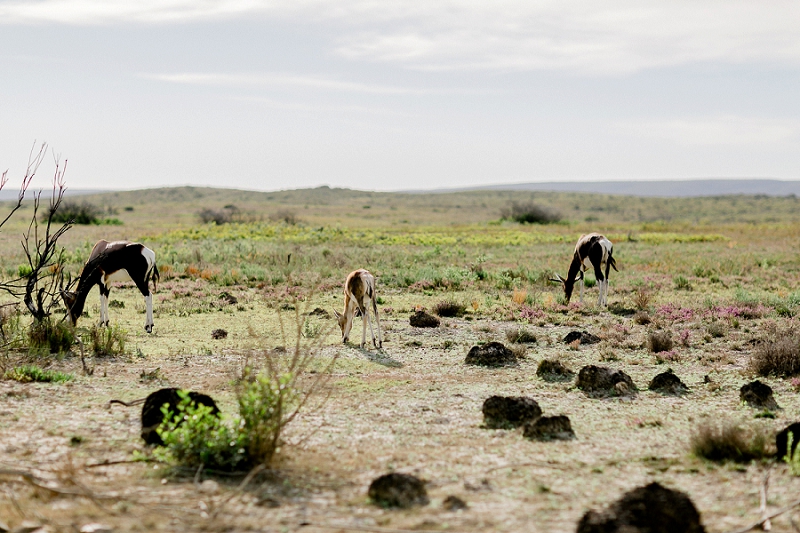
[690,421,772,463]
[432,300,466,317]
[633,311,651,325]
[511,288,527,305]
[749,328,800,377]
[647,330,674,353]
[632,288,653,310]
[505,326,537,344]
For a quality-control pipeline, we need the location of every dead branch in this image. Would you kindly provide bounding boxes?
[760,470,771,531]
[727,498,800,533]
[300,523,472,533]
[0,468,117,501]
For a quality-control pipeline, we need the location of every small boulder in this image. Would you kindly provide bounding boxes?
[563,331,601,345]
[211,328,228,339]
[536,359,575,382]
[465,342,517,367]
[482,396,542,429]
[577,365,637,398]
[141,388,220,446]
[740,380,780,410]
[523,415,575,441]
[306,307,330,318]
[648,370,689,395]
[776,422,800,460]
[577,482,706,533]
[368,473,429,509]
[410,311,440,328]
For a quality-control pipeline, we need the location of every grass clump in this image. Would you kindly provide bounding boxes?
[4,365,73,383]
[432,300,466,317]
[749,328,800,377]
[500,201,561,224]
[88,325,127,356]
[673,275,692,291]
[707,321,727,339]
[505,326,537,344]
[690,421,771,463]
[28,318,75,355]
[647,330,674,353]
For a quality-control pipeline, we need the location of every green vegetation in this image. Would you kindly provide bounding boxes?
[4,365,73,383]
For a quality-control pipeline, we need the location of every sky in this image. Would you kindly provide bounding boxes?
[1,1,799,192]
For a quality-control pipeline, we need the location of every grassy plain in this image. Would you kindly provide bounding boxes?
[1,185,800,532]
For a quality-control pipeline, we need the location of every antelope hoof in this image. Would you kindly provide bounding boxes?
[145,324,153,334]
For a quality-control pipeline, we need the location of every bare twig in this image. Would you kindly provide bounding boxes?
[0,468,116,501]
[209,463,267,519]
[301,523,472,533]
[726,498,800,533]
[760,470,771,531]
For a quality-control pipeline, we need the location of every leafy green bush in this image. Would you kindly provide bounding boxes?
[46,201,101,224]
[4,365,73,383]
[28,318,75,354]
[157,391,250,471]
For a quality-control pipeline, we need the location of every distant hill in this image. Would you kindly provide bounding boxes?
[422,179,800,197]
[0,188,105,201]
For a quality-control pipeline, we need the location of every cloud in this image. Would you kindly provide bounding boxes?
[619,115,800,146]
[140,71,490,95]
[3,1,800,74]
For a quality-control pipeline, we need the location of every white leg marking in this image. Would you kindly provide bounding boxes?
[361,306,368,348]
[145,293,154,332]
[373,305,383,349]
[579,277,584,303]
[99,293,108,326]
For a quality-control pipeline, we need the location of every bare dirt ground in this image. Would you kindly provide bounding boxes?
[2,282,799,533]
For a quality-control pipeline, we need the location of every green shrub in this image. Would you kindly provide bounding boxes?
[28,318,75,354]
[157,391,250,471]
[673,275,692,291]
[46,201,101,225]
[501,201,561,224]
[88,324,127,356]
[17,264,32,278]
[4,365,73,383]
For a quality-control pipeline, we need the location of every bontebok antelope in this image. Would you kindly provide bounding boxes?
[333,269,382,349]
[551,233,617,306]
[62,240,159,333]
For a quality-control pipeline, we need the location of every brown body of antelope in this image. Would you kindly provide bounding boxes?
[551,233,617,306]
[333,269,382,349]
[61,240,159,333]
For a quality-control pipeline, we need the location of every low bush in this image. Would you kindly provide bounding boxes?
[28,318,75,354]
[647,330,673,353]
[707,321,727,338]
[88,324,127,356]
[432,300,466,317]
[749,329,800,377]
[690,421,771,463]
[632,288,653,310]
[673,275,692,291]
[505,326,537,344]
[500,201,561,224]
[4,365,73,383]
[47,201,102,224]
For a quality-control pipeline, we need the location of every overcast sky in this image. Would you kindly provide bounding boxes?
[1,1,799,192]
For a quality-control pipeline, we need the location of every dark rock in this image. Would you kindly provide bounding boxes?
[368,473,429,508]
[563,331,601,345]
[482,396,542,429]
[740,380,780,410]
[536,359,575,382]
[648,370,689,395]
[577,365,637,398]
[306,307,330,318]
[141,388,220,446]
[442,495,468,511]
[211,328,228,340]
[410,311,440,328]
[465,342,517,367]
[523,415,575,441]
[577,482,706,533]
[776,422,800,460]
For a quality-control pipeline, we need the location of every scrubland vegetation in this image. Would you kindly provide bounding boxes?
[1,184,800,531]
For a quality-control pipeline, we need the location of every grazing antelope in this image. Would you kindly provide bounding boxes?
[61,240,159,333]
[333,269,382,349]
[551,233,618,306]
